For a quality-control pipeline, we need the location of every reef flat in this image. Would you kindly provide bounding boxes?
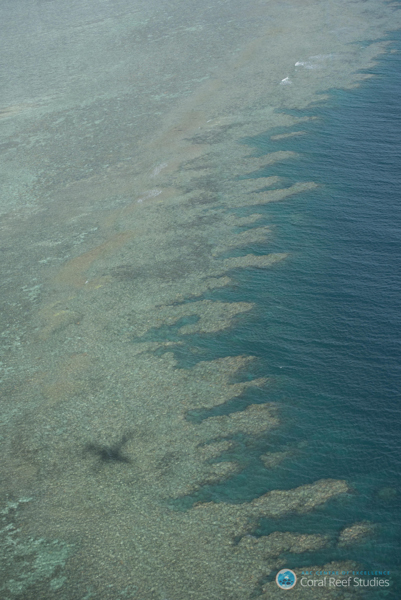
[0,0,400,597]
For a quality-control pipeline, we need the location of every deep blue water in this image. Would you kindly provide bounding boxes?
[163,35,401,596]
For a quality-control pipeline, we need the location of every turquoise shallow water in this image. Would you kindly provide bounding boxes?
[166,35,401,594]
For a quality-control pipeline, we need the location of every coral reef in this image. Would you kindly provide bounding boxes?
[0,0,398,596]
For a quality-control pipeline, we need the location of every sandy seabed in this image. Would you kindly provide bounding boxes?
[0,0,400,598]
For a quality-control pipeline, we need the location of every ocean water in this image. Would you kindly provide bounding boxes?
[171,34,401,593]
